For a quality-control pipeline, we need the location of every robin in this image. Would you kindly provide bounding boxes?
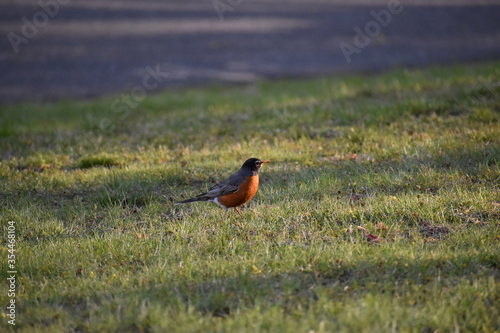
[176,158,270,214]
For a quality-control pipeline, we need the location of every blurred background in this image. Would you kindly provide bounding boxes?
[1,0,499,104]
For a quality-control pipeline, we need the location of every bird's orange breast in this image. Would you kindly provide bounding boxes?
[218,175,259,208]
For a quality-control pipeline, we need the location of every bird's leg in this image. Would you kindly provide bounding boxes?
[233,207,247,229]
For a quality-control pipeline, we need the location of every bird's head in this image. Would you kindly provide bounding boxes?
[242,158,270,172]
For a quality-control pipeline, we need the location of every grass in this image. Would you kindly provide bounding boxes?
[1,61,499,332]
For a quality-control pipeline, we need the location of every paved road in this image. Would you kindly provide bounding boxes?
[1,0,499,104]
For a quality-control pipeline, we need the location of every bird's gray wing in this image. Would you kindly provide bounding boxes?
[176,168,251,204]
[205,172,246,198]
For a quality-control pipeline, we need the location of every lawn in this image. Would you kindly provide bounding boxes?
[1,61,499,332]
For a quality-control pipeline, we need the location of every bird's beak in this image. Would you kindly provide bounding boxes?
[262,160,271,164]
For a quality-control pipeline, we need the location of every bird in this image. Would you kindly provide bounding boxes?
[176,158,270,214]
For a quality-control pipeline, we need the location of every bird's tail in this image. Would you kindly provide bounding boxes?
[176,194,209,205]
